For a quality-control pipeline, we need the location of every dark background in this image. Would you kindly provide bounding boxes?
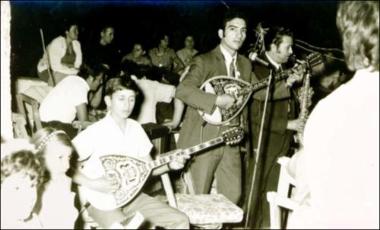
[9,0,342,78]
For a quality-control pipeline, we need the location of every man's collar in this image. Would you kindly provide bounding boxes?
[265,52,281,70]
[219,45,237,63]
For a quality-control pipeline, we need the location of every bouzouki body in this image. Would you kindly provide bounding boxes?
[199,52,324,126]
[79,127,244,211]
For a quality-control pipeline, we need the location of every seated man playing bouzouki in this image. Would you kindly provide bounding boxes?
[72,77,190,229]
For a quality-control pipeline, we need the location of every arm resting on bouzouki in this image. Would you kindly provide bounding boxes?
[175,56,218,114]
[72,169,119,194]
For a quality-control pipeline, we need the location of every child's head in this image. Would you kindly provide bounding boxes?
[31,128,76,178]
[1,150,45,221]
[105,76,141,120]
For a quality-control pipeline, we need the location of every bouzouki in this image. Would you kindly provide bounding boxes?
[199,52,324,125]
[79,127,244,211]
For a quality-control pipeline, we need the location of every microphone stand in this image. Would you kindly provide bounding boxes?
[244,69,274,228]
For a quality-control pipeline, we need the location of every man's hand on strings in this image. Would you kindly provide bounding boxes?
[168,150,190,171]
[287,118,306,132]
[216,94,235,109]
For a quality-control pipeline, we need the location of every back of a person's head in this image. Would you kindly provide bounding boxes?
[78,63,108,80]
[1,150,45,187]
[264,26,293,51]
[336,1,379,71]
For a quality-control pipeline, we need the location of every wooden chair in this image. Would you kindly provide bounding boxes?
[146,124,244,229]
[266,156,300,229]
[15,82,52,135]
[16,93,43,135]
[11,112,29,138]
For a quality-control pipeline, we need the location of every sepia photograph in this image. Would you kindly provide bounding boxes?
[1,0,378,229]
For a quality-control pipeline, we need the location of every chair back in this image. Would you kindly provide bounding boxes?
[11,112,29,138]
[16,93,43,135]
[266,156,300,229]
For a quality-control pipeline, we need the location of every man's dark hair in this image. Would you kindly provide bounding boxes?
[100,25,114,33]
[264,26,293,51]
[220,9,248,31]
[78,63,108,80]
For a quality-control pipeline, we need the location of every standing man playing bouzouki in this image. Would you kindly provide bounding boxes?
[72,77,190,229]
[175,9,254,204]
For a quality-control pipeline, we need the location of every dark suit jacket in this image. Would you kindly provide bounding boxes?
[176,46,254,148]
[250,54,297,135]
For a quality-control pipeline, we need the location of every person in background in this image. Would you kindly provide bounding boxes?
[176,35,198,67]
[149,34,186,127]
[37,20,82,86]
[149,34,185,75]
[120,59,184,130]
[287,1,379,228]
[311,55,351,110]
[85,25,121,77]
[1,140,45,229]
[121,43,152,66]
[39,64,106,139]
[72,77,190,229]
[31,128,79,229]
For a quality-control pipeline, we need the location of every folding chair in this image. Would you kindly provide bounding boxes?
[16,93,43,135]
[11,112,29,138]
[266,156,300,229]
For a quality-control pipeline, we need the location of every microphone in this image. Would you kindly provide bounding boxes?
[248,52,269,67]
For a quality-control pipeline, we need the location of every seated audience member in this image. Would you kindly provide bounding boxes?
[85,25,121,77]
[288,1,379,228]
[1,140,45,229]
[176,35,198,67]
[39,64,106,139]
[31,128,79,229]
[149,34,185,75]
[72,77,190,229]
[121,61,184,130]
[121,43,152,66]
[37,20,82,86]
[149,34,186,126]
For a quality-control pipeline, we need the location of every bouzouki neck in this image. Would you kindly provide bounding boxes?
[147,136,225,169]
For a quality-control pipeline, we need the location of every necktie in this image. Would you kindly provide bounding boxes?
[229,58,236,78]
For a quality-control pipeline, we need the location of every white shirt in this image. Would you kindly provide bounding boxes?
[290,68,379,228]
[220,45,238,78]
[265,52,281,70]
[39,75,89,123]
[132,76,175,124]
[72,114,153,179]
[37,36,82,75]
[38,175,78,229]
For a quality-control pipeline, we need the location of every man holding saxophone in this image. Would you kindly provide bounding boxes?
[245,26,306,229]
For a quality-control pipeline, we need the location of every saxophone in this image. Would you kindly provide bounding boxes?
[295,71,312,146]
